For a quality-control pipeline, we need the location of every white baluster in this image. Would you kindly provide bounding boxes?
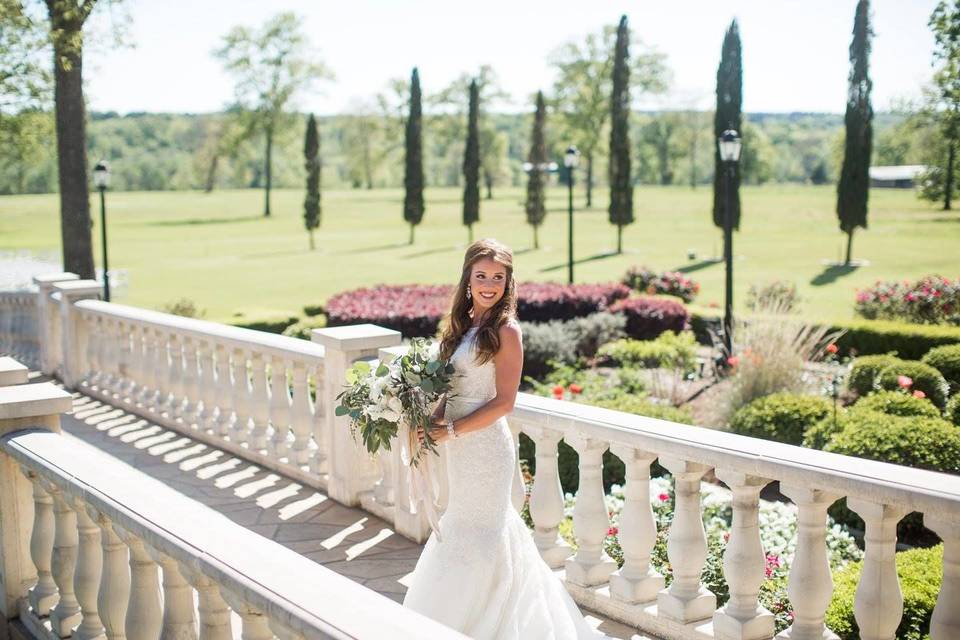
[197,340,216,432]
[158,554,198,639]
[74,503,104,640]
[269,356,291,457]
[608,445,662,604]
[83,312,100,388]
[249,353,270,451]
[122,530,162,639]
[28,474,58,615]
[925,514,960,640]
[212,344,232,436]
[96,515,130,640]
[372,448,396,508]
[507,419,526,513]
[289,361,314,466]
[847,499,906,640]
[776,485,840,640]
[563,434,616,586]
[100,318,118,395]
[309,364,328,475]
[123,323,141,400]
[138,325,156,409]
[49,487,82,635]
[166,333,184,419]
[185,571,232,640]
[657,457,716,623]
[525,425,572,568]
[150,329,168,413]
[713,470,774,640]
[230,349,251,444]
[181,336,200,426]
[115,320,133,399]
[239,606,273,640]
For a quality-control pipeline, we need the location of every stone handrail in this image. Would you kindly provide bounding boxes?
[0,378,463,639]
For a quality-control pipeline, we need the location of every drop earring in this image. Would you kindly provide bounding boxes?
[466,285,472,300]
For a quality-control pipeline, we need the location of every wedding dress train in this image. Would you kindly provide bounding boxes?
[403,326,604,639]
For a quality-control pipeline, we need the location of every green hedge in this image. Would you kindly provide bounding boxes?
[847,355,905,396]
[947,395,960,427]
[729,393,833,446]
[229,314,300,334]
[281,315,328,340]
[877,361,950,409]
[922,343,960,393]
[596,332,698,373]
[853,390,942,419]
[825,545,942,640]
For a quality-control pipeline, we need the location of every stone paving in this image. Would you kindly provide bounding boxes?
[25,371,654,639]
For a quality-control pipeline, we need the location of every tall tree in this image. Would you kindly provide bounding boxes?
[214,12,331,217]
[44,0,99,278]
[836,0,873,265]
[403,67,425,244]
[928,0,960,210]
[1,0,51,111]
[608,15,634,254]
[303,114,320,250]
[712,20,743,231]
[462,79,480,243]
[549,22,667,207]
[525,91,548,249]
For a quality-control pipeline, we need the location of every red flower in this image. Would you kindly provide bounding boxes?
[552,384,564,395]
[607,526,619,537]
[569,383,583,394]
[826,343,839,354]
[913,390,926,399]
[727,356,740,367]
[897,375,913,389]
[658,492,670,502]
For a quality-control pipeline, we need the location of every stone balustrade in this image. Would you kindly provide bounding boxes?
[0,364,464,640]
[4,272,960,640]
[0,290,41,369]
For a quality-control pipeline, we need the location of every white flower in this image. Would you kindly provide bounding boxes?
[388,396,403,414]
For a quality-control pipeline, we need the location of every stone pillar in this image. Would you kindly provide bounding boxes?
[525,424,572,569]
[564,433,616,587]
[311,325,401,507]
[0,380,71,622]
[54,280,103,390]
[32,273,79,377]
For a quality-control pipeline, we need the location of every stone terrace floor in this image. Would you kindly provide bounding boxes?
[23,371,656,640]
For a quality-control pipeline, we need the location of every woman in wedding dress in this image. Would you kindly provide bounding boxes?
[402,238,604,639]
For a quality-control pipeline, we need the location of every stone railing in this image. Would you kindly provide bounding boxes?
[6,272,960,640]
[0,366,464,639]
[0,289,41,369]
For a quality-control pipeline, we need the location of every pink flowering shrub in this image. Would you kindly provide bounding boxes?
[516,282,630,323]
[622,266,700,303]
[608,296,690,340]
[855,275,960,325]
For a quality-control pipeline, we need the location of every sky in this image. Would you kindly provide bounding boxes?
[83,0,940,116]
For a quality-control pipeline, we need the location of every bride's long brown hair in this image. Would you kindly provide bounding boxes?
[439,238,518,365]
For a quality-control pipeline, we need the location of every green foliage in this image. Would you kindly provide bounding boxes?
[713,19,743,230]
[925,0,960,210]
[567,312,628,359]
[525,91,547,247]
[608,15,634,250]
[746,281,800,313]
[836,0,872,260]
[847,354,905,396]
[518,312,627,379]
[160,298,206,318]
[876,360,949,409]
[230,314,300,334]
[462,79,480,237]
[730,392,833,446]
[822,410,960,473]
[597,331,698,373]
[403,68,425,239]
[281,314,327,340]
[921,343,960,392]
[946,394,960,426]
[833,318,960,359]
[825,545,942,640]
[854,390,942,418]
[303,114,321,248]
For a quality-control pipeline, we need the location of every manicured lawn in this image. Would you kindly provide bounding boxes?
[1,185,957,324]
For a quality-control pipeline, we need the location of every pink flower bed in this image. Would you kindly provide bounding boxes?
[622,266,700,303]
[855,275,960,325]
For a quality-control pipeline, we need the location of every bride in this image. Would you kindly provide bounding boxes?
[402,238,603,639]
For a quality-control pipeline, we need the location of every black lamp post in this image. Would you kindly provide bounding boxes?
[564,145,580,285]
[93,160,111,302]
[717,129,742,356]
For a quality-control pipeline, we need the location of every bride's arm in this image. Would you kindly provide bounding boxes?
[433,321,523,438]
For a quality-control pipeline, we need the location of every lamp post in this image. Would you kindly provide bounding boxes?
[93,160,111,302]
[564,145,580,285]
[717,130,742,357]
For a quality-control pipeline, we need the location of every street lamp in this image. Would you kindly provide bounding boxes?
[93,160,111,302]
[564,145,580,285]
[717,129,742,357]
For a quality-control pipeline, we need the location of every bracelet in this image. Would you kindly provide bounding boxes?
[446,419,458,439]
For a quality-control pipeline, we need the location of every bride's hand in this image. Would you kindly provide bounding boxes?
[417,419,449,445]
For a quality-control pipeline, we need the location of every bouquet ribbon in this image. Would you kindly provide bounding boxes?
[399,418,444,541]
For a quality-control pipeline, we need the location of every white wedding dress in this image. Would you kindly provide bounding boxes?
[403,326,604,639]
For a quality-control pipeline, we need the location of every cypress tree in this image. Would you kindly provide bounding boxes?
[303,114,320,250]
[404,67,425,244]
[463,79,481,244]
[608,14,634,254]
[712,20,743,231]
[525,91,548,249]
[837,0,873,265]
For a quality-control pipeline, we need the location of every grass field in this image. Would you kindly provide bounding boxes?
[2,185,958,324]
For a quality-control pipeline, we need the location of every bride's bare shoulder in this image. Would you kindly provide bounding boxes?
[499,318,522,336]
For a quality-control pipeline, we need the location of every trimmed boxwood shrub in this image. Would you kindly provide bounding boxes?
[730,393,833,446]
[609,296,689,340]
[922,343,960,393]
[518,313,627,380]
[947,395,960,427]
[877,360,950,409]
[847,354,905,396]
[853,390,942,419]
[281,315,328,340]
[825,545,942,640]
[596,331,698,373]
[567,312,628,359]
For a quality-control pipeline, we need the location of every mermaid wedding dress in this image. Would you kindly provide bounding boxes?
[402,326,604,639]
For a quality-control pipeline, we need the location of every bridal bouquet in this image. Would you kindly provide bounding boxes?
[335,337,456,538]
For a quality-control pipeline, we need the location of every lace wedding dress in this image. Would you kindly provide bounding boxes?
[403,326,604,639]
